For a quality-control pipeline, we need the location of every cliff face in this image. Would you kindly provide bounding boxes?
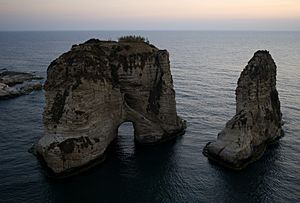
[36,39,186,175]
[204,51,283,170]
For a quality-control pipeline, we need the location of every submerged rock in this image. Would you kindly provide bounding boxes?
[36,39,186,176]
[0,70,43,99]
[204,51,283,170]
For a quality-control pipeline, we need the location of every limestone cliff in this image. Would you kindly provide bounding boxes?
[36,38,186,175]
[204,51,283,170]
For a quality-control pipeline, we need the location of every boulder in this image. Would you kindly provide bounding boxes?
[204,51,283,170]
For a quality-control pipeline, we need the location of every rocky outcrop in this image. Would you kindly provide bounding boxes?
[35,38,186,176]
[0,69,43,86]
[204,51,283,170]
[0,70,43,99]
[0,83,19,98]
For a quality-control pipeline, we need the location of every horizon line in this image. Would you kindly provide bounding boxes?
[0,29,300,32]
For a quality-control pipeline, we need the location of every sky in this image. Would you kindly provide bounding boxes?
[0,0,300,31]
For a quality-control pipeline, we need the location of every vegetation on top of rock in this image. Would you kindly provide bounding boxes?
[118,35,150,44]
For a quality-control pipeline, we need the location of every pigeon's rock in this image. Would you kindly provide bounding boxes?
[204,51,283,170]
[35,38,186,175]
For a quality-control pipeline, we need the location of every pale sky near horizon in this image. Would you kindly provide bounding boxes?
[0,0,300,30]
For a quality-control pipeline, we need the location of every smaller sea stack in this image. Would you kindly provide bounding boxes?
[204,50,284,170]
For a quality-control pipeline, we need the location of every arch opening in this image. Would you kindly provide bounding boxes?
[116,121,136,155]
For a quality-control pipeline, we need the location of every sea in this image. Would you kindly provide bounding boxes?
[0,31,299,202]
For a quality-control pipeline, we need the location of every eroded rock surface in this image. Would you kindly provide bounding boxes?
[36,39,186,175]
[204,51,283,170]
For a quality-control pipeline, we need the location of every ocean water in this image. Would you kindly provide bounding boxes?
[0,31,299,202]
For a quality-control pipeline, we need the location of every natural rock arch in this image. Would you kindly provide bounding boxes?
[35,39,186,175]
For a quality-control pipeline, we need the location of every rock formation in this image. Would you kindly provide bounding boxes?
[35,38,186,176]
[204,50,283,170]
[0,69,43,99]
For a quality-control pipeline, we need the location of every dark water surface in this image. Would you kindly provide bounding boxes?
[0,31,299,202]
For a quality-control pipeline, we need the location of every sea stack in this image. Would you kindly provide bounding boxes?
[35,38,186,175]
[204,50,283,170]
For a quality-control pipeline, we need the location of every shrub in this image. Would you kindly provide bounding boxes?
[118,35,149,44]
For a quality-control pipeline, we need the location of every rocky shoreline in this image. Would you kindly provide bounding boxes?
[0,68,43,99]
